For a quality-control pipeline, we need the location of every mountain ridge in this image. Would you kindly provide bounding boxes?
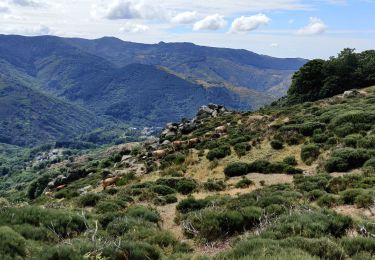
[0,34,306,147]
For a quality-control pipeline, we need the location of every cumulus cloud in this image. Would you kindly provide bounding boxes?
[120,22,150,33]
[97,0,164,20]
[104,1,139,19]
[171,11,197,24]
[296,17,327,35]
[229,13,271,33]
[10,0,42,7]
[193,14,226,31]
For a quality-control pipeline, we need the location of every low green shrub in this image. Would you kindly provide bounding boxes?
[224,162,249,177]
[284,165,303,175]
[176,179,197,195]
[325,148,372,172]
[146,230,178,248]
[234,142,251,157]
[282,237,345,259]
[102,240,160,260]
[176,197,210,214]
[312,133,329,144]
[163,194,178,204]
[164,153,186,165]
[235,178,254,188]
[126,206,160,223]
[294,174,331,193]
[203,180,226,191]
[0,207,86,238]
[301,144,320,165]
[283,156,297,166]
[344,134,363,148]
[216,238,316,260]
[262,209,352,239]
[364,158,375,169]
[358,135,375,149]
[152,185,176,195]
[340,189,365,204]
[206,146,231,161]
[0,226,26,259]
[325,157,349,173]
[306,189,327,201]
[13,224,56,242]
[54,189,79,199]
[270,140,284,150]
[184,209,245,241]
[243,160,302,175]
[107,217,145,236]
[39,244,82,260]
[354,191,374,208]
[340,237,375,256]
[317,194,340,208]
[280,122,325,137]
[77,193,102,207]
[95,200,125,214]
[98,212,126,228]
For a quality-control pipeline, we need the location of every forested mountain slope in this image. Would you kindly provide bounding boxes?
[66,36,307,96]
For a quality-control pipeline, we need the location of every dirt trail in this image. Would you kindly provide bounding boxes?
[157,203,184,240]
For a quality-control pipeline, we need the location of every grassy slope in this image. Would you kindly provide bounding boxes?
[1,86,375,259]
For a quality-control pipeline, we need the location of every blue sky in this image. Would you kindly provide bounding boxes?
[0,0,374,59]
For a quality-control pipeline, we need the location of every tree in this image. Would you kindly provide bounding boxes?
[287,48,375,103]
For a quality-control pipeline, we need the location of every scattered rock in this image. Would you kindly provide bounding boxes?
[162,140,171,146]
[78,185,93,194]
[47,175,67,188]
[121,155,132,162]
[343,89,361,98]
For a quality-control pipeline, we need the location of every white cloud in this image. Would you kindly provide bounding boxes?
[96,0,164,20]
[270,42,279,47]
[288,19,295,24]
[229,14,271,33]
[193,14,226,31]
[296,17,327,35]
[104,1,140,19]
[120,22,149,33]
[9,0,42,7]
[171,11,197,24]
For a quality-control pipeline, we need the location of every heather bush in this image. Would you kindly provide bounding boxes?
[301,144,320,165]
[206,146,231,161]
[0,226,26,259]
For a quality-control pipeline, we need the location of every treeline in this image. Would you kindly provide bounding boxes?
[287,48,375,103]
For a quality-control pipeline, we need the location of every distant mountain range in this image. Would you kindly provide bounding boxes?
[0,34,307,147]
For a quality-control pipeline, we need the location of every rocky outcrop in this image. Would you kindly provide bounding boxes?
[196,104,227,120]
[160,104,229,140]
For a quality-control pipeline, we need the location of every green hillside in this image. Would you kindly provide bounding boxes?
[67,37,307,97]
[1,77,375,258]
[0,76,102,147]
